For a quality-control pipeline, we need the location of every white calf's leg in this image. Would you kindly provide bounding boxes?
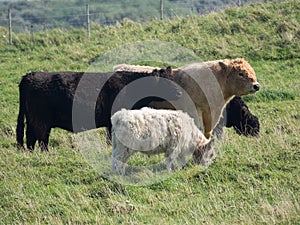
[177,152,187,168]
[165,147,181,170]
[111,140,135,175]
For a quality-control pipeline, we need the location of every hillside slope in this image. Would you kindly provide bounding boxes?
[0,0,264,31]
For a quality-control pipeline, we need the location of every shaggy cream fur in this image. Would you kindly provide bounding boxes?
[113,64,161,73]
[111,107,210,175]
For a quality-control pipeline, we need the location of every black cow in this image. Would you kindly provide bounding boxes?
[16,67,181,151]
[225,96,259,137]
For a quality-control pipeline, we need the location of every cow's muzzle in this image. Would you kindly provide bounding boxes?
[252,83,260,92]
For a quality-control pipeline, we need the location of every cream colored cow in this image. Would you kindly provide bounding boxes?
[114,58,259,139]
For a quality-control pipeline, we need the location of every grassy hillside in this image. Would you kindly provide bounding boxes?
[0,0,263,31]
[0,1,299,224]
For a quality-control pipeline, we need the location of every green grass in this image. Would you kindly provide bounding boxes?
[0,1,300,224]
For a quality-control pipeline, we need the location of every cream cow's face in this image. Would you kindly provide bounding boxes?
[221,58,260,96]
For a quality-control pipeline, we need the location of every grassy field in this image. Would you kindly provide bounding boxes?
[0,1,299,224]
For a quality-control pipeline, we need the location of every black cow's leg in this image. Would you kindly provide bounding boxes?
[26,124,37,151]
[38,141,48,152]
[38,127,51,152]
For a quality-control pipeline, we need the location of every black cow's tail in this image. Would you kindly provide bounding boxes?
[16,79,26,150]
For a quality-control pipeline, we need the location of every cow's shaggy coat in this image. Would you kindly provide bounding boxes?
[111,107,210,175]
[16,67,181,151]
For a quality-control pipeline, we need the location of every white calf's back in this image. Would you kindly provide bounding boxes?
[112,108,185,151]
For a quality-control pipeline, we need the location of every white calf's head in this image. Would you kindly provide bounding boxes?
[193,141,215,166]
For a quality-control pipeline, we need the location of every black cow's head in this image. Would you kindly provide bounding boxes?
[225,96,260,137]
[233,106,260,136]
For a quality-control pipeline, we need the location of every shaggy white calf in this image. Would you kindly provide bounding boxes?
[111,107,210,175]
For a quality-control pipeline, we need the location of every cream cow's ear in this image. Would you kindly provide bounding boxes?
[218,60,230,71]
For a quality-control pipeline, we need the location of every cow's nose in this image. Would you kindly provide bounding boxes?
[253,83,260,91]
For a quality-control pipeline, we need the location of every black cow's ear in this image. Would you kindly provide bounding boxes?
[152,69,160,81]
[152,69,158,74]
[166,66,172,74]
[159,68,165,75]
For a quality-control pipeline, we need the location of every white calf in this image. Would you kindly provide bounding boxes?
[111,107,210,175]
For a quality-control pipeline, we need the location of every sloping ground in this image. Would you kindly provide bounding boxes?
[0,0,263,31]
